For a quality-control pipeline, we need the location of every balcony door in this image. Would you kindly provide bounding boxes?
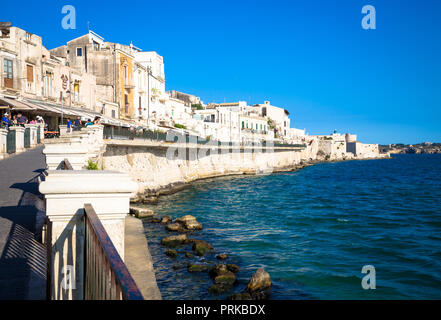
[3,59,13,88]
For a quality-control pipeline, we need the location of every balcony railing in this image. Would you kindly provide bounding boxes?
[84,203,143,300]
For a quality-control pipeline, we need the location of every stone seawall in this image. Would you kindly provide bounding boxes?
[101,139,388,203]
[102,140,319,202]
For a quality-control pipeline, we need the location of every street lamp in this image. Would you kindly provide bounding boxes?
[60,89,70,125]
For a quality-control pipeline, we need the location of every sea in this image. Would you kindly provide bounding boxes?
[141,154,441,299]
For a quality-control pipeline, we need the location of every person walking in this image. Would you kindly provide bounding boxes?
[67,118,73,133]
[74,116,82,131]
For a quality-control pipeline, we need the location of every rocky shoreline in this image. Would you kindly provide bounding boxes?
[131,154,390,299]
[381,142,441,154]
[139,212,273,300]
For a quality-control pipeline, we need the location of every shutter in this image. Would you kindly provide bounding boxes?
[27,65,33,82]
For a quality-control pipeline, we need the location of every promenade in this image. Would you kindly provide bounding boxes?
[0,146,47,299]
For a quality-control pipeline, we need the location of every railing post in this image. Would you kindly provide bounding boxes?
[39,170,138,300]
[0,128,7,159]
[9,126,25,153]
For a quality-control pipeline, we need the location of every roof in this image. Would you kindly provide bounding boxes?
[0,98,36,111]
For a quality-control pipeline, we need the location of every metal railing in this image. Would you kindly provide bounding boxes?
[24,127,31,148]
[84,204,143,300]
[6,130,15,153]
[61,158,73,170]
[103,125,306,149]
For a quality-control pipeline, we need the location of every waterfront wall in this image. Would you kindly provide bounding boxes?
[102,140,319,202]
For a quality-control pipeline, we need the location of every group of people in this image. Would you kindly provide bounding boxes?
[1,112,45,130]
[66,116,101,132]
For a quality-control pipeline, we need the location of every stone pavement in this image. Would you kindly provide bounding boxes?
[125,215,162,300]
[0,146,47,300]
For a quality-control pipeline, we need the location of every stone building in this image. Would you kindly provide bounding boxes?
[50,31,138,120]
[0,24,43,99]
[253,101,291,138]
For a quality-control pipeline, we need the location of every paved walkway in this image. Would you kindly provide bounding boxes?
[0,146,47,300]
[125,216,162,300]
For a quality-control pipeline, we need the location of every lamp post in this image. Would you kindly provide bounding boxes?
[147,66,151,127]
[60,89,70,125]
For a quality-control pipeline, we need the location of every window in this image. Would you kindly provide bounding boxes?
[44,72,52,96]
[93,41,100,51]
[125,94,129,114]
[111,110,116,118]
[242,121,244,129]
[3,58,13,88]
[124,65,128,84]
[76,47,82,57]
[139,96,142,109]
[25,32,31,41]
[26,65,33,83]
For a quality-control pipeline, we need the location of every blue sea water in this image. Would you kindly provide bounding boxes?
[142,154,441,299]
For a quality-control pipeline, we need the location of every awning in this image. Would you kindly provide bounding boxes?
[0,97,37,111]
[24,99,125,127]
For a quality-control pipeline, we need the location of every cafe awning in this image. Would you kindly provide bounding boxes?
[0,97,37,111]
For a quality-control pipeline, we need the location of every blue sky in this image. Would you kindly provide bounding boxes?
[2,0,441,144]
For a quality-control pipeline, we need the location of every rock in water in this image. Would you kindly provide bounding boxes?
[245,267,271,299]
[130,206,154,218]
[209,283,233,295]
[209,264,229,278]
[209,264,236,285]
[161,216,172,224]
[176,215,203,230]
[166,223,185,232]
[187,263,210,273]
[161,234,187,247]
[214,271,236,285]
[191,239,213,256]
[227,264,239,273]
[227,292,252,300]
[165,249,178,258]
[216,254,228,260]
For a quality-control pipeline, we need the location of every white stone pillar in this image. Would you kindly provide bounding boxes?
[39,170,138,300]
[43,137,89,170]
[59,125,69,136]
[9,126,25,153]
[0,128,7,159]
[38,123,45,142]
[25,124,38,147]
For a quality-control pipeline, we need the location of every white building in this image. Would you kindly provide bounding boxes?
[134,51,167,125]
[253,101,291,139]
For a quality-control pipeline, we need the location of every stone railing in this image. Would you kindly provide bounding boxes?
[43,125,104,170]
[39,168,139,300]
[0,124,44,159]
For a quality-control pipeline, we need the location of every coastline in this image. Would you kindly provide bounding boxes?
[129,155,391,204]
[130,154,391,299]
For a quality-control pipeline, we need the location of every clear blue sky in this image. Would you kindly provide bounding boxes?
[3,0,441,144]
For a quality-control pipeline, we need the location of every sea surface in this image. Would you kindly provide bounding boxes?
[141,154,441,299]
